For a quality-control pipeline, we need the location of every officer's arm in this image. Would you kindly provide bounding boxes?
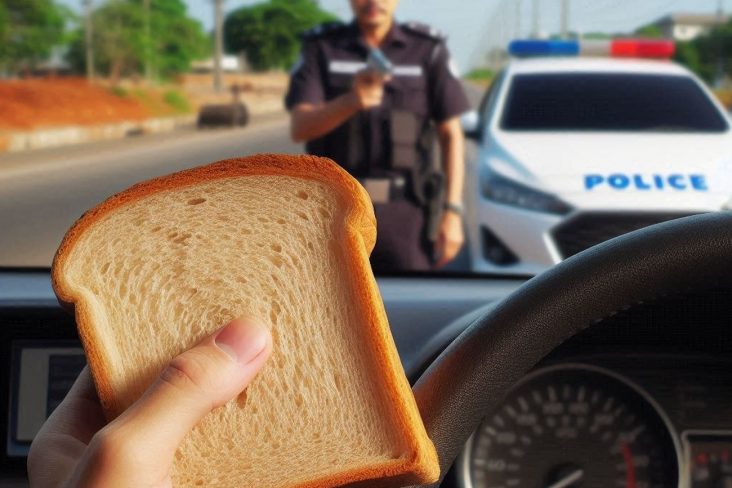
[436,116,465,208]
[286,37,362,143]
[290,97,360,143]
[290,69,386,143]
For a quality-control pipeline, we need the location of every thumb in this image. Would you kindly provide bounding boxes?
[109,317,271,460]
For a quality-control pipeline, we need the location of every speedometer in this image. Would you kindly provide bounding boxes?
[461,364,680,488]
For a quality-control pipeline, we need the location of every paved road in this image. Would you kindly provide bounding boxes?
[0,118,300,267]
[1,83,483,269]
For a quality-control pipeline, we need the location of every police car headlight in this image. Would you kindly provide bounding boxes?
[482,173,573,215]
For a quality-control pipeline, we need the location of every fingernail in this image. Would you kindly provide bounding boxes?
[215,318,269,364]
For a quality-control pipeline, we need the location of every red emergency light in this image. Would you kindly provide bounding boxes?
[610,39,676,59]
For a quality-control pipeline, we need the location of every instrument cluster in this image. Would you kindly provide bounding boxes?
[459,358,732,488]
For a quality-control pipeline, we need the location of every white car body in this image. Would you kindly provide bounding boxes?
[468,57,732,275]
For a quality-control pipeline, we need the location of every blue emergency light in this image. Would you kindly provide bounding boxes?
[509,40,580,58]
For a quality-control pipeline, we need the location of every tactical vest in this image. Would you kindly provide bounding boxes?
[306,59,442,207]
[302,22,447,238]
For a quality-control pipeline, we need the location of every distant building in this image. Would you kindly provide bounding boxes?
[191,55,245,73]
[651,13,730,41]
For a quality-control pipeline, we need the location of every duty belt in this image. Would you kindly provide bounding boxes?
[358,176,407,204]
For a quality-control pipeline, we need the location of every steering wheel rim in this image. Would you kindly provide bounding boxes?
[408,211,732,487]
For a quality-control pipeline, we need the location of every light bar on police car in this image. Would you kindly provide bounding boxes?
[508,39,675,59]
[508,40,579,57]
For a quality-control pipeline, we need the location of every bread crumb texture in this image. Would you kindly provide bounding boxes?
[62,175,412,487]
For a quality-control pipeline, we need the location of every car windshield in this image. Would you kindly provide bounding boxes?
[501,73,729,132]
[1,0,731,277]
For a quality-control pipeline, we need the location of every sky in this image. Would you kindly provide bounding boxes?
[58,0,729,71]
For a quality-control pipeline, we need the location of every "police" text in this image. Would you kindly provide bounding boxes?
[584,174,708,191]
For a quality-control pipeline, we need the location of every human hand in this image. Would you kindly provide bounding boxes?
[434,210,465,268]
[28,317,272,488]
[349,69,389,110]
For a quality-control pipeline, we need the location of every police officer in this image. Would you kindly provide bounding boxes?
[285,0,470,273]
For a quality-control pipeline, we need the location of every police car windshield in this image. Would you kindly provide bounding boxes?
[501,73,729,133]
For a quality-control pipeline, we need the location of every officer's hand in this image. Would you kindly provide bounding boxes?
[28,317,272,488]
[434,211,465,268]
[350,70,388,110]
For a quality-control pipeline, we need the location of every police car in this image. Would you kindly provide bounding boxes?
[465,39,732,275]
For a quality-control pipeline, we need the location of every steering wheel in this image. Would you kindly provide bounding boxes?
[408,212,732,487]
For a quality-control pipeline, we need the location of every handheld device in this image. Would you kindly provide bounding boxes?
[366,48,394,77]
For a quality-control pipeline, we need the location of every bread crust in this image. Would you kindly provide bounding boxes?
[51,154,439,487]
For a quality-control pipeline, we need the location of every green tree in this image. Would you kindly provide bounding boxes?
[673,21,732,84]
[0,5,8,67]
[674,40,708,80]
[67,0,208,82]
[0,0,69,74]
[139,0,210,78]
[634,24,664,39]
[68,0,144,81]
[224,0,338,71]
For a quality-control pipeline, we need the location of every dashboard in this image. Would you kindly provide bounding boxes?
[456,284,732,488]
[459,355,732,488]
[2,270,731,488]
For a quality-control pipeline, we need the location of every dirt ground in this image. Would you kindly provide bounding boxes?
[0,72,289,132]
[0,78,150,131]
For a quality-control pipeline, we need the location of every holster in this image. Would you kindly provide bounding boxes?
[388,110,445,243]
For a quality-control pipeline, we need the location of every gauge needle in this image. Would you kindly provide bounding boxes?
[545,469,584,488]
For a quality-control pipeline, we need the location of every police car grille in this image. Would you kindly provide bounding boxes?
[552,212,698,259]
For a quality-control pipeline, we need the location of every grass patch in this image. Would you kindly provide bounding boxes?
[464,68,494,81]
[163,89,191,114]
[108,85,129,98]
[127,87,192,117]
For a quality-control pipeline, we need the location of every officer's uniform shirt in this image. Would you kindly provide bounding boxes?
[285,20,470,177]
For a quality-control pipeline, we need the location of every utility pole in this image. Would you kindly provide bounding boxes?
[515,0,522,39]
[560,0,570,39]
[144,0,151,82]
[717,0,726,87]
[213,0,224,92]
[83,0,94,81]
[531,0,540,39]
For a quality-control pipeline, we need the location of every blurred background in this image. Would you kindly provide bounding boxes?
[2,0,731,136]
[1,0,732,270]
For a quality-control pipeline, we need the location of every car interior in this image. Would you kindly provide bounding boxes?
[3,211,732,488]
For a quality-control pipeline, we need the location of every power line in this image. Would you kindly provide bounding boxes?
[213,0,224,92]
[717,0,726,87]
[516,0,523,38]
[144,0,151,81]
[83,0,94,81]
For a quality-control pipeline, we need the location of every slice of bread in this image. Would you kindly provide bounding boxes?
[51,154,439,488]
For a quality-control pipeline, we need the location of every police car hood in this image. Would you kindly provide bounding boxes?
[490,132,732,211]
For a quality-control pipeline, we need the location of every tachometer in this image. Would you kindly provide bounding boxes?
[461,364,680,488]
